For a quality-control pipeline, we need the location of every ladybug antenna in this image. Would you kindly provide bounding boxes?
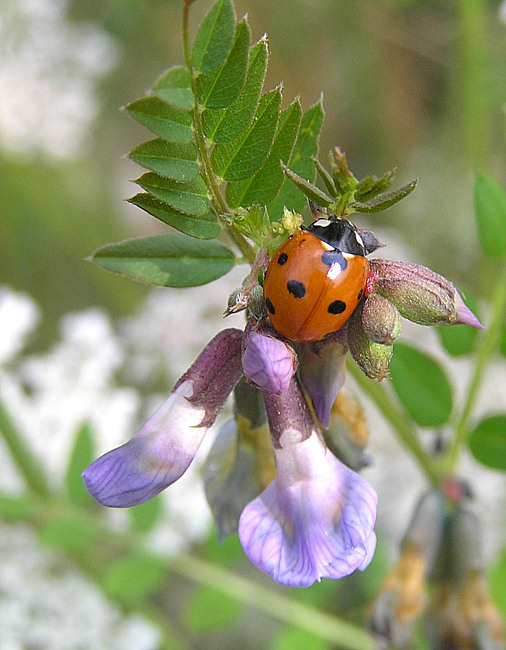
[357,228,384,255]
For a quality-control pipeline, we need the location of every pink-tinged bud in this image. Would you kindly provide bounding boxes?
[298,341,347,429]
[370,259,484,329]
[242,328,297,394]
[347,302,392,380]
[361,294,402,345]
[82,328,243,507]
[453,291,484,329]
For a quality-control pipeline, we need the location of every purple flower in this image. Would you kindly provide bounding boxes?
[298,339,347,429]
[242,328,297,394]
[82,325,378,588]
[238,377,377,587]
[82,329,243,507]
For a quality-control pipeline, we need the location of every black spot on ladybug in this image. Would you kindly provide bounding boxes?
[277,253,288,265]
[287,280,306,298]
[321,250,347,269]
[265,297,276,314]
[328,300,346,314]
[357,289,363,301]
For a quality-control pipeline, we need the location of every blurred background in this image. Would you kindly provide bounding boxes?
[0,0,505,648]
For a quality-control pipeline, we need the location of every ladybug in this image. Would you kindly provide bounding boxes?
[263,215,380,343]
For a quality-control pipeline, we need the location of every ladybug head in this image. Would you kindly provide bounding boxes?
[307,202,383,256]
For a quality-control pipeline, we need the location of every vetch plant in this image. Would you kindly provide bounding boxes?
[81,0,504,608]
[0,0,501,647]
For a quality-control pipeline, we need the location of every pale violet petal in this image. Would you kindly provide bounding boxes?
[82,381,206,507]
[242,331,296,394]
[299,342,347,428]
[238,433,377,587]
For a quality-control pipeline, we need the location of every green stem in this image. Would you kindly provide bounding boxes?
[0,492,374,650]
[173,554,375,650]
[457,0,490,169]
[347,361,441,486]
[0,396,51,496]
[181,1,254,263]
[448,262,506,467]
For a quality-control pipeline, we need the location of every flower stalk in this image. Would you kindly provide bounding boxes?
[448,262,506,468]
[0,396,51,497]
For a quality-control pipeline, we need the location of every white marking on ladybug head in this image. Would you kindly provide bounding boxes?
[313,218,332,228]
[355,232,364,248]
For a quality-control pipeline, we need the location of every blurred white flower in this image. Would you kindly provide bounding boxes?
[0,0,119,158]
[0,287,39,365]
[0,522,161,650]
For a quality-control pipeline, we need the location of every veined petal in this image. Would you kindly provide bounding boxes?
[238,430,377,587]
[298,342,347,428]
[82,328,243,507]
[82,380,205,507]
[242,330,297,394]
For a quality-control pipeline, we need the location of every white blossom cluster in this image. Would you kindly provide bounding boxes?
[0,0,118,158]
[0,276,244,649]
[0,523,160,650]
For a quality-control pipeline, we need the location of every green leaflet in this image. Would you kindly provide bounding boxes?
[474,173,506,259]
[102,554,167,606]
[136,172,210,217]
[226,99,302,208]
[128,193,220,240]
[153,66,194,111]
[186,587,242,632]
[196,19,250,110]
[469,415,506,471]
[65,422,95,507]
[267,99,324,219]
[192,0,235,74]
[129,496,164,534]
[210,88,281,181]
[125,97,193,143]
[389,342,453,428]
[280,164,334,207]
[90,233,236,288]
[203,39,268,143]
[351,179,418,213]
[129,139,199,182]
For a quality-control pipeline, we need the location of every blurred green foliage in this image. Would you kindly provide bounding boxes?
[2,0,505,347]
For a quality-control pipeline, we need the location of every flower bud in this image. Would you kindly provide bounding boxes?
[426,501,504,650]
[298,340,347,428]
[347,302,392,380]
[242,327,297,394]
[370,259,483,329]
[325,390,370,471]
[361,293,402,345]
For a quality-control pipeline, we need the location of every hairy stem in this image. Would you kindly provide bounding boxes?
[448,262,506,467]
[182,2,255,263]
